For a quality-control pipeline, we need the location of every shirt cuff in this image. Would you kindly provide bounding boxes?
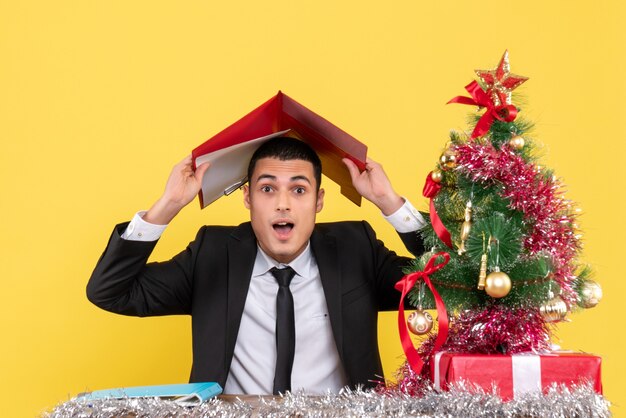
[384,198,426,233]
[121,211,168,241]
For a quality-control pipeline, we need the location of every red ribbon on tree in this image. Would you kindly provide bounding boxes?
[448,80,518,138]
[394,252,450,374]
[423,172,453,249]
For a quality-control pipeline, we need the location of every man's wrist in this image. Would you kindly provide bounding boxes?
[376,193,405,216]
[143,197,184,225]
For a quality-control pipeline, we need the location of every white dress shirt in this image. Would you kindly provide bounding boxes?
[121,199,425,393]
[224,243,347,394]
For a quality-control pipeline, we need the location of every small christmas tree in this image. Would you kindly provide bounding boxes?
[393,51,603,390]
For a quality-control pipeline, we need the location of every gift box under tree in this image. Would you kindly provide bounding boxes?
[430,352,602,401]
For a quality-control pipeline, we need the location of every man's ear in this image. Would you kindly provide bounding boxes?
[316,188,325,213]
[243,184,251,209]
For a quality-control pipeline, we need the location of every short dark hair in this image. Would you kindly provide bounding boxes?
[247,137,322,190]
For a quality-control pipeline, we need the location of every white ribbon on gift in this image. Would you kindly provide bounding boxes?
[433,352,445,390]
[511,354,542,398]
[432,352,543,398]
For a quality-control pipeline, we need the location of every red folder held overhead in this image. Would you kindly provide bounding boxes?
[192,91,368,208]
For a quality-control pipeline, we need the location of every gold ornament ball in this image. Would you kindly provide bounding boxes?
[509,135,525,150]
[431,170,443,183]
[407,310,434,335]
[580,280,603,308]
[540,296,568,322]
[485,271,512,298]
[439,150,458,170]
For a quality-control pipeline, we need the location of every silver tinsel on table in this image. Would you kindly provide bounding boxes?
[45,383,610,418]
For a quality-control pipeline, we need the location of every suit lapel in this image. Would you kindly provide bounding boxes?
[225,222,257,368]
[311,228,344,359]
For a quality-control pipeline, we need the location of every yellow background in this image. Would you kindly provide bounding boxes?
[1,1,624,416]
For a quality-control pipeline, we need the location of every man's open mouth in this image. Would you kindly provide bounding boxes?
[273,221,294,236]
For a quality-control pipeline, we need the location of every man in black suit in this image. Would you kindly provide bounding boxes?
[87,137,425,394]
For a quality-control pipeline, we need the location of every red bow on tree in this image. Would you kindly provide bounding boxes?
[448,80,518,139]
[395,252,450,374]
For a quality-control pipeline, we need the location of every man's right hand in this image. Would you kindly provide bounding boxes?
[143,155,210,225]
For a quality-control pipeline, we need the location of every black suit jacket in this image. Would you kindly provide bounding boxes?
[87,220,423,390]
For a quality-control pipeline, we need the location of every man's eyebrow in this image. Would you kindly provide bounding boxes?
[255,174,312,184]
[255,174,277,183]
[290,175,311,184]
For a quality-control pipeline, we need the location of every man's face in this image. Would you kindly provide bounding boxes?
[243,157,324,264]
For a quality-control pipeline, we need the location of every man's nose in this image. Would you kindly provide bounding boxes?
[276,190,291,211]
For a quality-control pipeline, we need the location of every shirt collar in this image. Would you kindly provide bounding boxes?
[252,242,313,279]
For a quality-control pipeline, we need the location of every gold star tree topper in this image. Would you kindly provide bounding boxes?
[475,50,528,106]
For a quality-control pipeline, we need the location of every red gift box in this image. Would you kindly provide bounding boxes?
[431,352,602,400]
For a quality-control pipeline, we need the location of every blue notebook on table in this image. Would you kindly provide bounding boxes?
[78,382,222,406]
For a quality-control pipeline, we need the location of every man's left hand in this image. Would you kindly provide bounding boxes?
[342,157,404,216]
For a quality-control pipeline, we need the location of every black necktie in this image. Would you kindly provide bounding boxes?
[270,266,296,394]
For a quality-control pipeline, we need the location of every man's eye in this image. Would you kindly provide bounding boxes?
[261,186,273,192]
[294,187,306,194]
